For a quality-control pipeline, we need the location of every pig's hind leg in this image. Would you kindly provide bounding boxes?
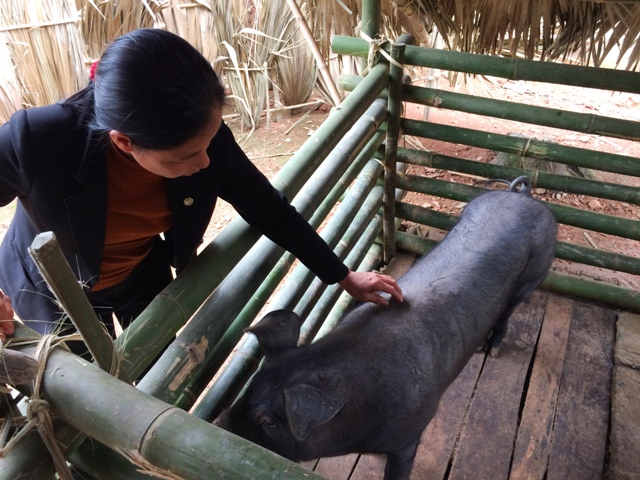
[487,265,549,357]
[383,439,420,480]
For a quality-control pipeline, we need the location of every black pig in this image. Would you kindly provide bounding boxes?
[215,176,557,480]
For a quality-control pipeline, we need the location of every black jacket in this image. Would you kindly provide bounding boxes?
[0,101,348,323]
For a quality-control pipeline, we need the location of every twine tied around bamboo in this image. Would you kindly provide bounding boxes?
[358,30,404,76]
[0,333,82,480]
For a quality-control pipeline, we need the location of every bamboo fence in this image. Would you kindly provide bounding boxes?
[4,0,640,477]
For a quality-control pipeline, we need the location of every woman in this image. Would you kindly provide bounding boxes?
[0,29,401,352]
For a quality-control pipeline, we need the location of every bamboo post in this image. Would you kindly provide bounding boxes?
[285,0,342,106]
[360,0,381,73]
[28,232,116,373]
[331,36,640,95]
[6,324,325,480]
[383,41,405,262]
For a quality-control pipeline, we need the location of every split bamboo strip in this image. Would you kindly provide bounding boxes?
[394,231,640,312]
[331,36,640,94]
[28,232,117,374]
[396,174,640,240]
[383,41,405,262]
[7,324,324,480]
[339,74,640,141]
[135,98,388,405]
[401,119,640,178]
[395,201,640,276]
[113,64,389,385]
[382,146,640,205]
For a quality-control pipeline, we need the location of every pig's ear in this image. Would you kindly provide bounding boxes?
[246,310,301,357]
[284,384,346,442]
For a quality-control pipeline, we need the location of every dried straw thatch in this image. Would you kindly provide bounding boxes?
[77,0,160,61]
[0,0,86,114]
[404,0,640,71]
[0,34,21,123]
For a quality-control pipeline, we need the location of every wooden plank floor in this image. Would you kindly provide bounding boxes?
[300,290,630,479]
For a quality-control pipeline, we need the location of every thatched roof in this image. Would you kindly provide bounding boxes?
[395,0,640,70]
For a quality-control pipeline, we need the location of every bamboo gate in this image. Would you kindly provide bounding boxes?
[3,5,640,480]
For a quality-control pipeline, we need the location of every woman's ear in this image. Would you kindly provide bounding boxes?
[109,130,134,154]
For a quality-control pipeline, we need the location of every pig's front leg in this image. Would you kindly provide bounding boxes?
[384,439,420,480]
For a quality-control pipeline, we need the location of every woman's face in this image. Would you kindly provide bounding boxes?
[109,108,223,179]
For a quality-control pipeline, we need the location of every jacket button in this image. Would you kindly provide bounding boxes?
[183,197,194,206]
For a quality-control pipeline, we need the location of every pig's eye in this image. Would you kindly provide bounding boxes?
[259,415,277,430]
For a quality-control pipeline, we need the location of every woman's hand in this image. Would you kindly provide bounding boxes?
[0,291,15,342]
[338,270,403,306]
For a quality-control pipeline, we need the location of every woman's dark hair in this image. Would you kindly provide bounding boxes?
[67,28,225,150]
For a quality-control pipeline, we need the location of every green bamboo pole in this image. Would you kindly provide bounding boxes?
[339,74,640,142]
[135,99,388,406]
[397,174,640,240]
[361,0,380,38]
[28,232,115,373]
[194,182,387,421]
[299,211,384,345]
[314,243,382,341]
[394,231,640,312]
[293,165,384,321]
[401,119,640,178]
[296,183,384,333]
[331,36,640,95]
[395,201,640,276]
[383,41,405,262]
[380,146,640,205]
[6,324,324,480]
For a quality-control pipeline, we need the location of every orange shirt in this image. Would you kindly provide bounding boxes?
[91,145,172,291]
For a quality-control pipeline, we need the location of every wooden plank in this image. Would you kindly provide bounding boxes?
[609,364,640,479]
[448,291,548,480]
[615,311,640,369]
[509,294,574,480]
[349,454,386,480]
[545,300,615,480]
[410,352,485,480]
[314,454,359,480]
[608,311,640,479]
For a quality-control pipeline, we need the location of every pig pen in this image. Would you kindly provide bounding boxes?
[3,11,640,480]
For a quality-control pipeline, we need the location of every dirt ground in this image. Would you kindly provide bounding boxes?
[1,72,639,289]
